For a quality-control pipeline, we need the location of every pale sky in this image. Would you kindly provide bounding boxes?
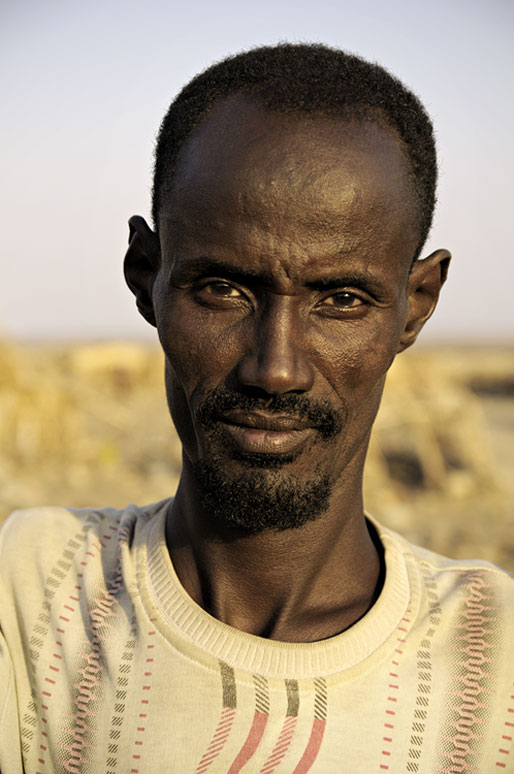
[1,0,513,342]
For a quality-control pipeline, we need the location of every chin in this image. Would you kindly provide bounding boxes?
[192,454,332,534]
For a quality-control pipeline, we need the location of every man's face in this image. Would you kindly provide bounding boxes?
[151,97,420,532]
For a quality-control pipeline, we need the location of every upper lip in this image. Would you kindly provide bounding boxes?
[220,410,314,432]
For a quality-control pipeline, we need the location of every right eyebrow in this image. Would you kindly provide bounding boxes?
[170,257,266,286]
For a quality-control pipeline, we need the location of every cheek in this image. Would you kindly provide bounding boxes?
[314,315,402,401]
[158,307,250,463]
[312,322,399,460]
[160,322,220,461]
[156,298,245,400]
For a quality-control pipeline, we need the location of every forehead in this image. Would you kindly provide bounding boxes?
[160,95,420,278]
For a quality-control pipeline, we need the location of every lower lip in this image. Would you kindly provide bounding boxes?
[221,423,314,455]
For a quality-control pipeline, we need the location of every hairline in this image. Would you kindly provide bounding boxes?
[157,94,424,264]
[152,44,438,262]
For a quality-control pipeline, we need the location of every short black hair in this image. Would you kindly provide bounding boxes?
[153,42,437,259]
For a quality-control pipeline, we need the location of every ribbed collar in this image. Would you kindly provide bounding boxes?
[135,500,421,680]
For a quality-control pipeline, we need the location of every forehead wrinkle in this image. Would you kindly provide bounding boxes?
[164,186,367,259]
[166,159,410,259]
[165,210,366,286]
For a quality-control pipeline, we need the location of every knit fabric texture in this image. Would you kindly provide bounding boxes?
[1,500,513,773]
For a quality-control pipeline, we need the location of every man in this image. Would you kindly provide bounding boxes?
[1,43,513,773]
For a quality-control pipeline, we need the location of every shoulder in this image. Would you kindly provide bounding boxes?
[375,516,513,577]
[0,500,169,586]
[376,518,514,613]
[0,505,119,563]
[0,504,111,540]
[404,533,513,585]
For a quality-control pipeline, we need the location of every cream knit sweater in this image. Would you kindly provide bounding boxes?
[1,500,513,773]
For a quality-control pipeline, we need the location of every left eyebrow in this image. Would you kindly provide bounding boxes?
[305,273,386,295]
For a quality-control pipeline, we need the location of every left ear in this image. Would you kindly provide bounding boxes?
[398,249,451,352]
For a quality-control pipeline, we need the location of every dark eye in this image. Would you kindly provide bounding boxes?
[193,280,249,309]
[202,281,242,298]
[323,292,364,309]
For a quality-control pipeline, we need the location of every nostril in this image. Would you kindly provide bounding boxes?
[238,385,278,402]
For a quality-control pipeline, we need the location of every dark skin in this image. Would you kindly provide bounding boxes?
[125,95,450,643]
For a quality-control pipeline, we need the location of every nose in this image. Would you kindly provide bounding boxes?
[236,297,314,395]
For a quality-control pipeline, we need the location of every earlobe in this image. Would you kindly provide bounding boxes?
[398,249,451,352]
[123,215,161,327]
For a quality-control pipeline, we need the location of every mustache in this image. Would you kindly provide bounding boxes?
[196,387,343,440]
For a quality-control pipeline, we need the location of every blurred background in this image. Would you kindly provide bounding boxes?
[1,0,513,567]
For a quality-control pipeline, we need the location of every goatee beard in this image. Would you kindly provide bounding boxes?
[193,454,333,534]
[191,386,343,533]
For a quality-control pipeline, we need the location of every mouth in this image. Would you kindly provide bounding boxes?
[218,410,316,455]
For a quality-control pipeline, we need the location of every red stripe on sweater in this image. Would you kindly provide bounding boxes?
[227,710,268,773]
[196,706,236,774]
[292,717,326,773]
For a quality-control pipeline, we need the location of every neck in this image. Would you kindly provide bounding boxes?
[166,459,383,643]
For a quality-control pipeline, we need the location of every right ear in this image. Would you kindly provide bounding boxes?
[123,215,161,327]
